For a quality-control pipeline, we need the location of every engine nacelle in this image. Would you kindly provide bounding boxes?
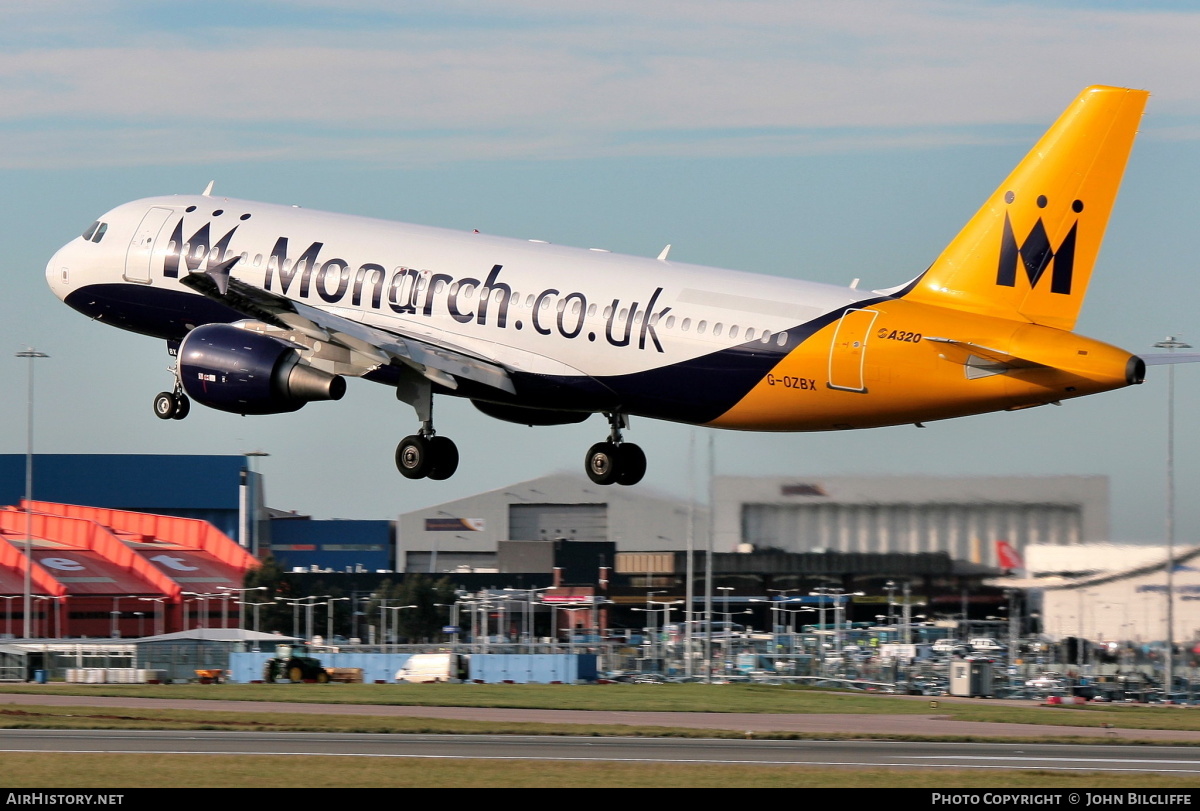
[179,324,346,415]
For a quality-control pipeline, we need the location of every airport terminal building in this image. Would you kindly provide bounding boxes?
[0,454,1128,638]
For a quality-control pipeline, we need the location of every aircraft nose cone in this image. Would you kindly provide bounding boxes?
[45,243,72,301]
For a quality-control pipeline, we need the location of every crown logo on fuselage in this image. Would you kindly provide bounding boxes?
[995,193,1082,295]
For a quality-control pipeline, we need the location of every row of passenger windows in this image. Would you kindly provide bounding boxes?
[174,243,789,347]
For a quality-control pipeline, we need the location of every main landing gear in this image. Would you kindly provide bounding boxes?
[392,375,644,485]
[395,433,459,481]
[153,387,190,420]
[584,412,646,486]
[393,373,459,481]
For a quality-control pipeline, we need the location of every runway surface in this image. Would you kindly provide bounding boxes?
[6,729,1200,774]
[4,692,1199,742]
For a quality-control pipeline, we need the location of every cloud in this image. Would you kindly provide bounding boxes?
[3,1,1200,168]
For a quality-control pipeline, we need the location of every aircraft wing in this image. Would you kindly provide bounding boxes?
[179,257,516,394]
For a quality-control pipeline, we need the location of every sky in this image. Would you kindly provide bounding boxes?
[3,1,1200,542]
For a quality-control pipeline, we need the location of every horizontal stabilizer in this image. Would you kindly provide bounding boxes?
[1140,353,1200,366]
[924,336,1048,377]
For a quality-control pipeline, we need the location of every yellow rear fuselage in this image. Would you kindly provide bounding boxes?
[712,299,1139,430]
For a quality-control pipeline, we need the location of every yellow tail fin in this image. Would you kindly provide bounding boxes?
[903,85,1148,331]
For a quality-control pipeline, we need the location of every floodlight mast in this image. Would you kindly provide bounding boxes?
[1154,335,1190,697]
[16,348,48,640]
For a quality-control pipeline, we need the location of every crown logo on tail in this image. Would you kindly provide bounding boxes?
[995,193,1082,295]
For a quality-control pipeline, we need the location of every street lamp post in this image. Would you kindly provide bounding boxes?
[383,604,417,652]
[631,606,659,671]
[185,591,223,629]
[16,348,48,639]
[275,597,304,638]
[504,586,554,651]
[240,600,272,635]
[751,598,778,654]
[1005,589,1020,670]
[217,586,268,631]
[660,600,683,673]
[900,582,914,644]
[137,597,168,637]
[305,595,331,641]
[326,596,350,642]
[834,596,849,657]
[633,601,680,673]
[809,586,835,666]
[1155,335,1190,696]
[110,595,122,638]
[0,595,17,638]
[34,595,60,639]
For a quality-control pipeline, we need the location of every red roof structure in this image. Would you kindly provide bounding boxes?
[0,501,258,638]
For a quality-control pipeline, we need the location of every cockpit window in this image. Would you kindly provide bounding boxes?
[82,221,108,243]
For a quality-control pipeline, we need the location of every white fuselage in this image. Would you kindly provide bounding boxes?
[48,194,867,382]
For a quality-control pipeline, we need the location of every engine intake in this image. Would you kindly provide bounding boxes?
[179,324,346,415]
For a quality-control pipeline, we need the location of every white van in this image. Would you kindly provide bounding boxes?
[395,653,464,683]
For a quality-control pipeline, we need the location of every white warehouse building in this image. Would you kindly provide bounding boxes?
[395,473,1107,573]
[714,475,1108,569]
[1020,544,1200,645]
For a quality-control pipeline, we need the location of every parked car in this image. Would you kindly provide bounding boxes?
[969,637,1008,653]
[931,639,965,654]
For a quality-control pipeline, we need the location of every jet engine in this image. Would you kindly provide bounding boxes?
[178,324,346,415]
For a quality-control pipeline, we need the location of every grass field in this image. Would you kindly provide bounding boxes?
[4,683,1200,787]
[5,753,1200,789]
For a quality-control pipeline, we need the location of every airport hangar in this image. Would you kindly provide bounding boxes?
[0,455,1114,637]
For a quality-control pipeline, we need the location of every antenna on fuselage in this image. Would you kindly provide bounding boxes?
[657,244,671,261]
[202,180,214,196]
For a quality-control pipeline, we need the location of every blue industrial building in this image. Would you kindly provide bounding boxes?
[0,454,256,544]
[268,517,394,572]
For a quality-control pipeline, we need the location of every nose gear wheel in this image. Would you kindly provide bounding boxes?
[153,390,190,420]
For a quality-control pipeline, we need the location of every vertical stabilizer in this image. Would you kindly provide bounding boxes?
[903,86,1148,331]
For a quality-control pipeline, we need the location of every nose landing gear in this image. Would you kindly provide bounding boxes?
[153,388,190,420]
[585,412,645,486]
[153,350,190,420]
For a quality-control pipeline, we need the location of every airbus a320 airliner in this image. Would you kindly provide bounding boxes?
[46,86,1189,486]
